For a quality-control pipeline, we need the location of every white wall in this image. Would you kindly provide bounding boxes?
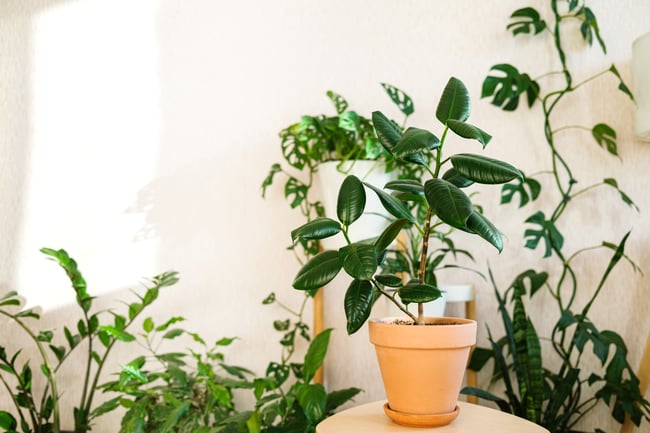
[1,1,649,432]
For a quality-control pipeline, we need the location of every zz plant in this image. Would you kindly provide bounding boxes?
[102,292,360,433]
[0,248,178,433]
[461,2,650,432]
[290,77,522,333]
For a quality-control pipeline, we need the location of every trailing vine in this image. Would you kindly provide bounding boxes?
[462,2,650,432]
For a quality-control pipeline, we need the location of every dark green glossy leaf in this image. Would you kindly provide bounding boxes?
[291,217,341,243]
[460,387,512,413]
[326,387,362,413]
[466,212,503,252]
[337,175,366,226]
[372,111,402,153]
[363,182,414,222]
[436,77,471,123]
[374,274,403,288]
[507,7,546,36]
[467,347,494,371]
[392,127,440,160]
[326,90,348,114]
[592,123,618,156]
[451,153,522,184]
[303,328,332,382]
[442,168,474,188]
[374,218,410,254]
[424,179,474,231]
[381,83,414,116]
[293,250,342,291]
[398,281,442,304]
[296,383,327,422]
[524,211,564,257]
[339,243,377,280]
[344,280,374,334]
[384,179,424,195]
[447,120,492,148]
[482,64,540,111]
[512,269,548,298]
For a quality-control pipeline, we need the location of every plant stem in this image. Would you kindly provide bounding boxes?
[415,208,434,325]
[0,311,60,433]
[373,281,416,322]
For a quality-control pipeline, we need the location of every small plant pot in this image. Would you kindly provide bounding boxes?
[368,316,477,427]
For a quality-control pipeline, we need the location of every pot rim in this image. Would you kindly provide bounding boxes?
[368,316,477,349]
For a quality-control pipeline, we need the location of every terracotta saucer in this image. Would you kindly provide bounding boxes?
[383,403,461,427]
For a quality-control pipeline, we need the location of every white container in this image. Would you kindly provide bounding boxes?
[317,160,397,249]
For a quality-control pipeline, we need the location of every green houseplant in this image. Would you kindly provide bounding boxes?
[0,248,178,433]
[460,2,650,433]
[261,84,415,260]
[289,76,522,426]
[102,293,360,433]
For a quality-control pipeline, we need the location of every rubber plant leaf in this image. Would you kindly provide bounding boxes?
[344,279,374,334]
[384,179,424,195]
[303,328,333,382]
[398,281,442,304]
[374,274,403,288]
[374,218,410,254]
[466,212,503,252]
[436,76,471,123]
[392,127,440,160]
[446,120,492,148]
[424,178,474,231]
[451,153,522,184]
[293,250,342,291]
[291,217,341,243]
[363,182,414,222]
[381,83,414,116]
[337,175,366,226]
[339,242,378,280]
[371,111,402,153]
[442,168,474,188]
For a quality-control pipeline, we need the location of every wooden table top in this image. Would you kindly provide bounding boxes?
[316,400,550,433]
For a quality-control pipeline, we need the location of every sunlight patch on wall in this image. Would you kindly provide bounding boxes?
[15,0,162,310]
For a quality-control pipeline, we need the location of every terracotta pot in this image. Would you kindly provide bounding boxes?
[368,316,477,427]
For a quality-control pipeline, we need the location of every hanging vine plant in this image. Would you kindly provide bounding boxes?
[462,2,650,433]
